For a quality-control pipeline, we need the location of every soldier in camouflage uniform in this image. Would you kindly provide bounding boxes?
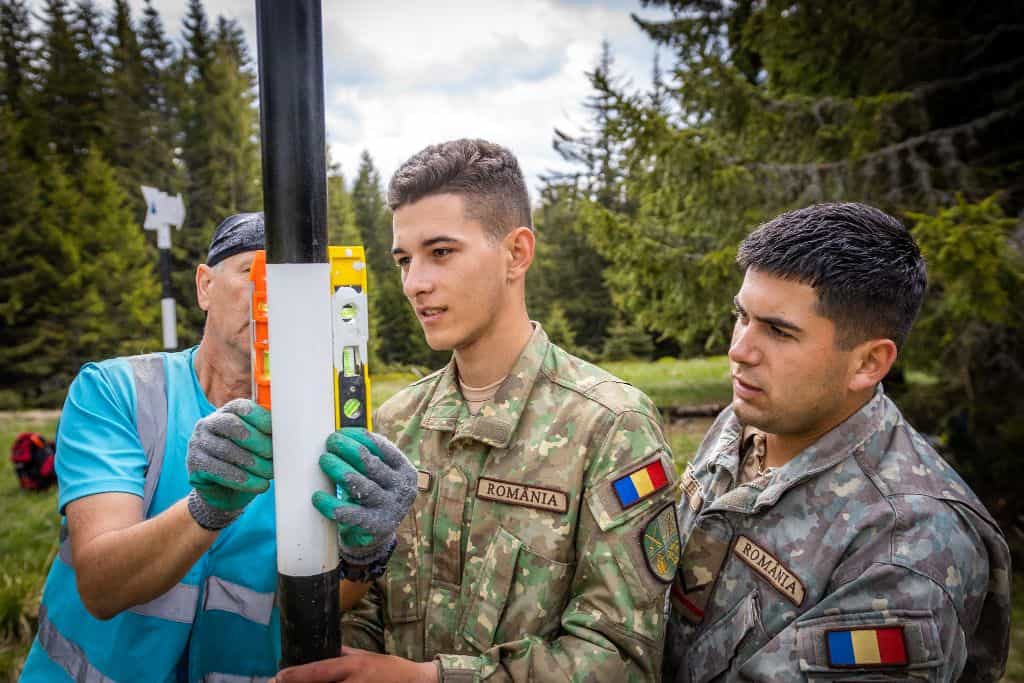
[275,139,678,683]
[663,203,1011,682]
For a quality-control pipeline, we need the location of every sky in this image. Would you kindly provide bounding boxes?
[85,0,672,196]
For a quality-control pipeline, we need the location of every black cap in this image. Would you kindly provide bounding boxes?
[206,212,265,267]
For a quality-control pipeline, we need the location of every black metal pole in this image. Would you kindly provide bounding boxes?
[255,0,338,668]
[256,0,328,266]
[159,249,173,300]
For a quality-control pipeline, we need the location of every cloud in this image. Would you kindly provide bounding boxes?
[44,0,672,194]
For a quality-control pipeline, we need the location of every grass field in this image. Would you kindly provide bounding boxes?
[0,414,59,681]
[1,356,1020,680]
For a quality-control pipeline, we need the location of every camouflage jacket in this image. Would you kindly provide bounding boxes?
[663,388,1010,682]
[343,326,679,682]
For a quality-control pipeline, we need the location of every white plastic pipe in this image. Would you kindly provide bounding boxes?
[266,262,339,576]
[161,297,177,350]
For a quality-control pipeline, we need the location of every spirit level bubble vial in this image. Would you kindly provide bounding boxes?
[330,246,372,430]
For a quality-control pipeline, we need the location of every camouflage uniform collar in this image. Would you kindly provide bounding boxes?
[705,413,745,483]
[419,324,550,448]
[708,385,894,514]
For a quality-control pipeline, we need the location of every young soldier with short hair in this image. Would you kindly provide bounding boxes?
[276,139,679,683]
[663,203,1010,682]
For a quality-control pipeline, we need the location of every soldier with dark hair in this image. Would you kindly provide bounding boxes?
[276,139,678,682]
[663,202,1010,682]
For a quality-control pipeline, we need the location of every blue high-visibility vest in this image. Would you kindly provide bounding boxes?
[21,349,281,682]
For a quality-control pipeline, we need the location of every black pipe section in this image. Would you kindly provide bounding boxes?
[278,571,341,667]
[256,0,328,266]
[158,249,173,299]
[254,0,339,667]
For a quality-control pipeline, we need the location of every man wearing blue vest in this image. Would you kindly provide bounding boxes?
[21,213,417,682]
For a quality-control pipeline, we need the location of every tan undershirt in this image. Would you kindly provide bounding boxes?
[738,426,774,485]
[459,375,507,415]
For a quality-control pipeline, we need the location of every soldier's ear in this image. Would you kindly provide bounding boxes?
[503,226,535,283]
[848,338,897,393]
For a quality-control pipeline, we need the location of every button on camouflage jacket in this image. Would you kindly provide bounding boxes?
[663,388,1010,682]
[343,326,679,682]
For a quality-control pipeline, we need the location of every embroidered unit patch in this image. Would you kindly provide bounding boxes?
[642,504,680,583]
[732,535,805,606]
[826,627,908,668]
[613,459,670,508]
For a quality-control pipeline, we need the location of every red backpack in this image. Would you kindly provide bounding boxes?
[10,432,57,491]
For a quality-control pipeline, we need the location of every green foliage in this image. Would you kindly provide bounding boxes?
[541,303,576,350]
[175,3,261,346]
[562,0,1024,533]
[0,0,32,118]
[909,195,1019,346]
[527,183,614,354]
[902,196,1023,541]
[1,0,260,404]
[326,157,360,246]
[600,314,654,362]
[572,0,1023,351]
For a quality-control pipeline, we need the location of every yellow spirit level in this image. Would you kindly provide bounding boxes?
[328,246,372,430]
[249,247,372,430]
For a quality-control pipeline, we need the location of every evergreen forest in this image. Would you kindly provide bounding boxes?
[1,0,1022,551]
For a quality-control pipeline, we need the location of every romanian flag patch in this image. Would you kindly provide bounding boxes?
[613,459,670,508]
[826,627,908,668]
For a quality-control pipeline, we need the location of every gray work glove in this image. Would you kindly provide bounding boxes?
[312,428,417,565]
[186,399,273,530]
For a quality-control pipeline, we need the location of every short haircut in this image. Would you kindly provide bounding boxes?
[737,202,927,349]
[387,138,532,240]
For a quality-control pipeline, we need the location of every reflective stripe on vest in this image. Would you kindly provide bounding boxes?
[129,581,200,623]
[132,353,169,514]
[57,354,167,567]
[203,674,273,682]
[36,604,115,683]
[204,576,276,626]
[56,355,193,623]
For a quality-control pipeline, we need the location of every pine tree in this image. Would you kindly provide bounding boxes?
[327,155,360,245]
[73,148,161,362]
[103,0,149,191]
[0,0,33,118]
[531,42,628,355]
[542,303,577,352]
[175,1,261,346]
[600,314,653,362]
[0,109,50,406]
[205,17,260,219]
[137,0,181,193]
[5,149,88,405]
[34,0,82,158]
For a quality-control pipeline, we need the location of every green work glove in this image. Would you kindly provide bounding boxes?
[313,428,417,565]
[186,398,273,530]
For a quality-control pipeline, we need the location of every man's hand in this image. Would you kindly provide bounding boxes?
[272,648,438,683]
[312,429,417,565]
[187,398,273,530]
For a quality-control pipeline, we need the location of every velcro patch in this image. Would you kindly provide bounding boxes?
[613,458,671,509]
[416,470,433,492]
[826,627,908,668]
[476,477,568,513]
[732,535,805,606]
[671,518,731,624]
[681,465,703,512]
[642,504,680,583]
